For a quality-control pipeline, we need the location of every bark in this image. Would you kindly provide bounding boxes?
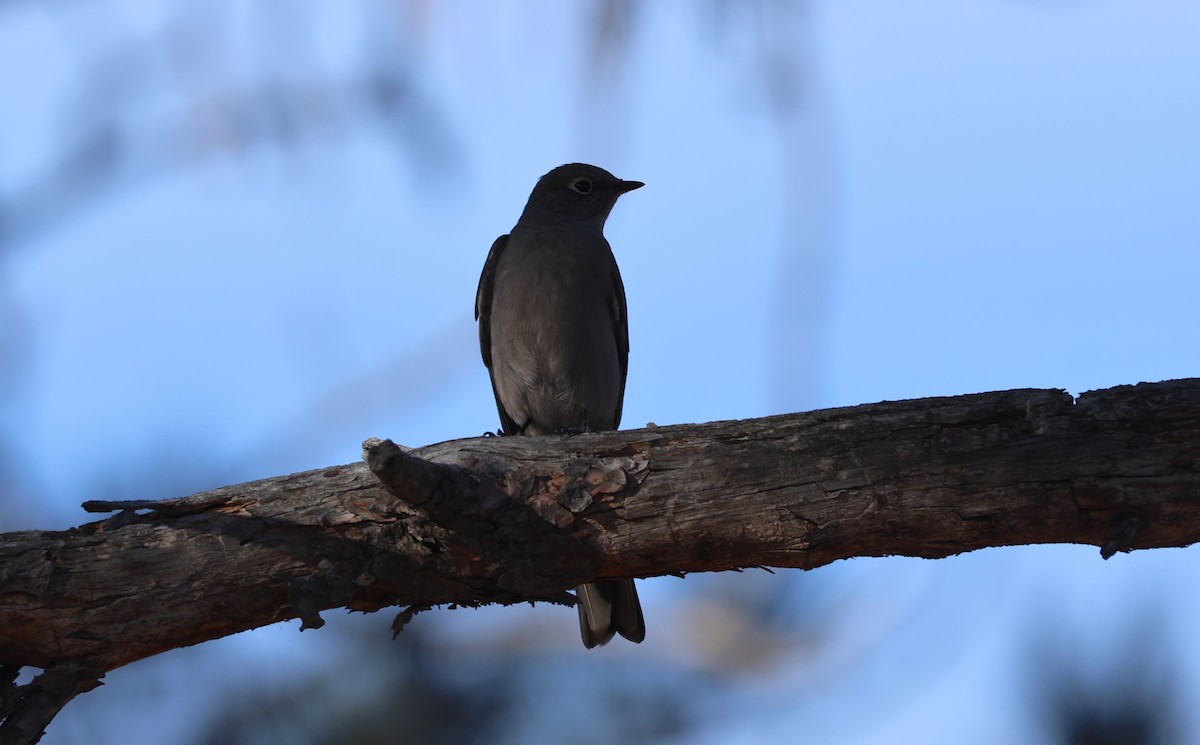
[2,379,1200,742]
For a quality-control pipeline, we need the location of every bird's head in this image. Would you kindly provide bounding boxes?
[518,163,643,228]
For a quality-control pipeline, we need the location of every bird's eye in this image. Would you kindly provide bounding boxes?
[569,178,593,195]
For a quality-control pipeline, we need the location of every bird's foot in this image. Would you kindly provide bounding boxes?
[556,424,592,437]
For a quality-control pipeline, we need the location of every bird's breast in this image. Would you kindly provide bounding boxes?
[487,226,623,431]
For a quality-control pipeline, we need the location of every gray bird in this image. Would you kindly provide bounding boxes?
[475,163,645,648]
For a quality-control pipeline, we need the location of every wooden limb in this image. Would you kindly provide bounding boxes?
[1,379,1199,742]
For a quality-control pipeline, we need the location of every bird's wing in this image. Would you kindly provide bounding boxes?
[610,259,630,430]
[475,233,522,435]
[475,234,508,369]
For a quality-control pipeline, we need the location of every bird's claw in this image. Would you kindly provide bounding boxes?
[556,424,591,437]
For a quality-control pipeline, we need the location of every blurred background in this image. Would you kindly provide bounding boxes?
[3,1,1199,743]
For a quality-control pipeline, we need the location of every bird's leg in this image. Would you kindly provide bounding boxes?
[556,419,592,437]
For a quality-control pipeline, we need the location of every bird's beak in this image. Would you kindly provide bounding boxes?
[615,179,645,194]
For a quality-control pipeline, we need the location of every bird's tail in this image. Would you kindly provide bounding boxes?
[576,579,645,649]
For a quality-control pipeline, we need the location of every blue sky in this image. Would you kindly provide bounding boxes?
[3,1,1199,743]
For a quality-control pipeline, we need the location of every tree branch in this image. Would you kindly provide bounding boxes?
[2,379,1199,741]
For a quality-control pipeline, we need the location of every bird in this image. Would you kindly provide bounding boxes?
[475,163,646,648]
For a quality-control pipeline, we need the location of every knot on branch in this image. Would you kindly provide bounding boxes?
[362,438,645,598]
[285,555,377,631]
[1101,514,1145,559]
